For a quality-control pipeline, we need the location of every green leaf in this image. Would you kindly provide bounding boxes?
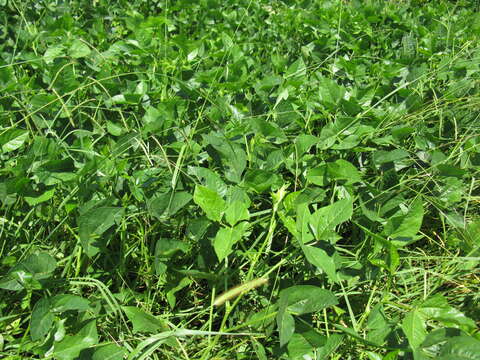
[213,222,248,262]
[438,335,480,359]
[306,166,328,187]
[243,169,281,193]
[43,45,65,64]
[281,285,338,315]
[21,252,57,275]
[78,207,124,257]
[193,185,226,222]
[366,304,392,346]
[106,121,125,136]
[122,306,169,334]
[401,310,427,351]
[277,285,337,347]
[167,191,192,216]
[301,245,338,282]
[0,252,57,291]
[24,188,56,206]
[285,58,306,80]
[53,320,98,360]
[317,76,346,108]
[31,297,54,341]
[383,198,424,245]
[309,198,353,241]
[202,133,246,183]
[68,39,91,58]
[250,118,287,142]
[51,295,90,313]
[278,311,295,347]
[327,159,362,184]
[418,295,476,330]
[295,134,319,155]
[92,344,128,360]
[0,129,29,153]
[225,200,249,226]
[373,149,410,165]
[189,167,228,197]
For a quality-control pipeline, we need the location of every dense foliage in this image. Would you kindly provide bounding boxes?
[1,0,479,359]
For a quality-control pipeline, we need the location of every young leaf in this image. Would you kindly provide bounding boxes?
[401,310,427,351]
[301,245,338,282]
[50,295,90,313]
[278,311,295,348]
[225,200,249,226]
[78,207,124,257]
[327,159,362,184]
[309,198,353,241]
[30,297,54,341]
[92,344,127,360]
[122,306,169,334]
[383,197,423,245]
[53,320,98,360]
[193,185,226,222]
[438,335,480,359]
[213,222,248,262]
[0,129,29,153]
[68,39,91,58]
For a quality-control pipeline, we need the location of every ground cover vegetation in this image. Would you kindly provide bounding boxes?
[1,0,480,358]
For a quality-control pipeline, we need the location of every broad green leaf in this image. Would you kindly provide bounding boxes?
[402,310,427,351]
[316,334,344,360]
[421,328,463,349]
[0,252,57,291]
[255,75,283,93]
[68,39,91,58]
[278,311,295,347]
[318,117,356,150]
[106,121,125,136]
[366,304,392,346]
[309,198,353,241]
[202,133,246,183]
[78,207,124,257]
[51,295,90,313]
[167,191,192,216]
[193,185,226,222]
[281,285,338,315]
[31,297,54,341]
[213,222,248,262]
[0,129,29,153]
[249,118,287,142]
[122,306,168,334]
[317,76,346,108]
[418,295,476,330]
[24,188,55,206]
[243,169,281,193]
[295,134,319,155]
[302,244,338,282]
[438,335,480,359]
[306,165,328,187]
[285,58,306,79]
[53,320,98,360]
[277,285,337,347]
[21,252,57,275]
[373,149,410,165]
[92,344,128,360]
[287,333,314,359]
[225,200,249,226]
[155,238,189,259]
[43,45,65,64]
[189,167,228,197]
[327,159,362,184]
[383,198,423,245]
